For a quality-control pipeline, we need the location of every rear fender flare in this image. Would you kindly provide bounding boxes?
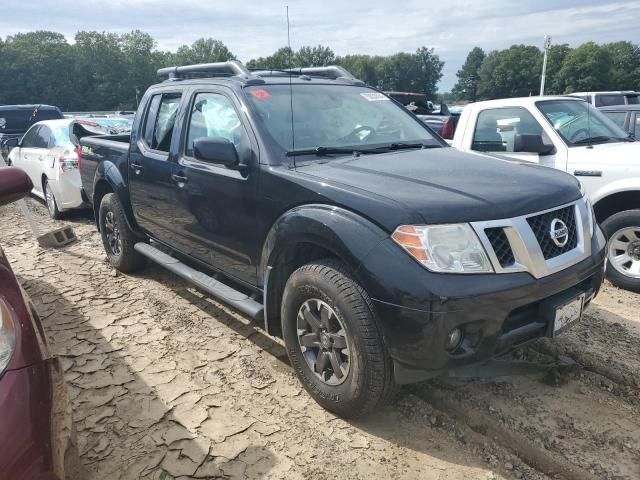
[92,161,138,232]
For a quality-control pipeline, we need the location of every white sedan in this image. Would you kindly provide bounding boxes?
[7,118,107,218]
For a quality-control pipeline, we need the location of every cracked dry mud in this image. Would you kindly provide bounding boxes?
[1,197,639,480]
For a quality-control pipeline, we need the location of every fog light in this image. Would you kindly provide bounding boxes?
[446,327,463,351]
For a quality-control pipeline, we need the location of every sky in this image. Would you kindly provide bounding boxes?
[2,0,640,91]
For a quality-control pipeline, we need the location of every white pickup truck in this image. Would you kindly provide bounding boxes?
[452,96,640,292]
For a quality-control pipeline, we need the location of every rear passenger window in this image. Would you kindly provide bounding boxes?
[143,93,182,153]
[185,93,245,157]
[634,115,640,139]
[472,107,545,153]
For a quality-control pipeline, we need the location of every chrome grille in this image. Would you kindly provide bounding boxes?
[526,206,578,259]
[485,227,515,267]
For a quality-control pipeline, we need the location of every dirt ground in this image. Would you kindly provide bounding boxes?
[1,197,638,480]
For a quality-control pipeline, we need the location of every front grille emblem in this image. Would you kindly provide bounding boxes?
[549,218,569,247]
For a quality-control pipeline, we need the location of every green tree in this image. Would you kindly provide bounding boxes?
[172,38,235,66]
[294,45,336,67]
[558,42,612,93]
[246,47,294,69]
[603,41,640,90]
[0,31,76,108]
[452,47,485,101]
[336,54,383,87]
[543,44,572,95]
[477,45,541,99]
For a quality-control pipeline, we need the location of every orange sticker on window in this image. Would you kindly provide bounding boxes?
[249,89,272,100]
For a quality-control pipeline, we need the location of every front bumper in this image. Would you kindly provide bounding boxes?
[0,358,80,479]
[357,226,607,384]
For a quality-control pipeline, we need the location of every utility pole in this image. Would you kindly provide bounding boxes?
[540,35,551,96]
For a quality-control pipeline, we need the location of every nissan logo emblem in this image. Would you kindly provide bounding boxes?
[549,218,569,247]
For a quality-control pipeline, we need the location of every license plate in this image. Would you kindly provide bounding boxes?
[553,294,584,336]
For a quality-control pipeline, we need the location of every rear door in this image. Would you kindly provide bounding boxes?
[128,91,184,241]
[169,88,260,284]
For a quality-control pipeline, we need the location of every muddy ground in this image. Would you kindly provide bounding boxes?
[1,197,638,480]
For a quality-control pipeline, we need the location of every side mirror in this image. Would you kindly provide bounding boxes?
[193,137,240,168]
[514,134,556,156]
[0,167,33,207]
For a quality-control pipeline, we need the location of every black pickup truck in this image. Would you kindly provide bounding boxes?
[79,61,607,417]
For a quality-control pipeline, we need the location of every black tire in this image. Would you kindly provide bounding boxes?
[281,259,395,418]
[601,209,640,293]
[99,193,146,272]
[43,178,62,220]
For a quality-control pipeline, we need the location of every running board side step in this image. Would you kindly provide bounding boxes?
[134,242,264,321]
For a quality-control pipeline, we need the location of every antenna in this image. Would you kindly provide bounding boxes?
[287,6,296,160]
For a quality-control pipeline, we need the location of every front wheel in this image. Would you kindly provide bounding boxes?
[602,209,640,293]
[281,260,395,418]
[99,193,146,272]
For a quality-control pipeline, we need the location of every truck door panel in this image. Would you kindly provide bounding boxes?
[170,90,259,284]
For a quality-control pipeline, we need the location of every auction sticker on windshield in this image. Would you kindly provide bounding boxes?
[360,92,389,102]
[553,293,584,336]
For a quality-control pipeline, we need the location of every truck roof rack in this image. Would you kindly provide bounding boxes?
[157,61,265,84]
[252,66,364,85]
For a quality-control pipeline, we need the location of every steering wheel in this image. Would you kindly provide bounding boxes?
[340,125,376,143]
[569,128,590,142]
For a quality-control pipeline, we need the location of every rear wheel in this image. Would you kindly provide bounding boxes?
[44,179,62,220]
[281,259,395,418]
[602,209,640,293]
[99,193,146,272]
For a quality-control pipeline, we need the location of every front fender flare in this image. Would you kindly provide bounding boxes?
[259,204,390,286]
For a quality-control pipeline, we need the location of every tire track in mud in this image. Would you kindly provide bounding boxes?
[410,302,640,480]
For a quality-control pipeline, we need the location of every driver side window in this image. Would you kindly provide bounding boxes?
[472,107,548,153]
[185,93,245,157]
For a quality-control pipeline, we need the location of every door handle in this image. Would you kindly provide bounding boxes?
[171,173,189,184]
[131,163,143,170]
[574,170,602,177]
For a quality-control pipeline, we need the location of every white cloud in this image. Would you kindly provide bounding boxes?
[2,0,639,90]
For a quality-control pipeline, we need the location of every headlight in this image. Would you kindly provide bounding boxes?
[0,299,16,375]
[392,224,493,273]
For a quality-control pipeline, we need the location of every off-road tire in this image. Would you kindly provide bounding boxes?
[601,209,640,293]
[281,259,395,418]
[99,193,146,272]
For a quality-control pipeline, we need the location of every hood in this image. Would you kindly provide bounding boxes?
[567,140,640,166]
[295,147,582,224]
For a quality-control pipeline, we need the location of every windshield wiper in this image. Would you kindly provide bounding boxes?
[370,142,436,151]
[286,146,362,157]
[573,136,616,145]
[286,142,437,157]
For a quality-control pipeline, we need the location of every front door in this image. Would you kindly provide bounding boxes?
[469,106,565,170]
[128,91,184,244]
[169,90,260,285]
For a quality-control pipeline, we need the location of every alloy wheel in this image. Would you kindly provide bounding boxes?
[296,299,350,385]
[104,211,122,257]
[608,227,640,279]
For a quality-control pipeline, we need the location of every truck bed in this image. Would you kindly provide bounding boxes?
[79,134,131,202]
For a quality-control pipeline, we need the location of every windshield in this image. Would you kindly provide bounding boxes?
[244,84,440,154]
[537,100,630,146]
